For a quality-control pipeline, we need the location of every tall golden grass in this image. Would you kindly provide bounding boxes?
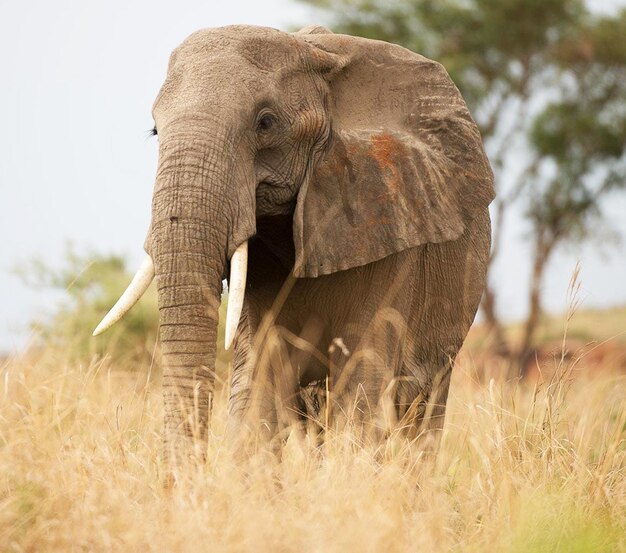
[0,270,624,552]
[1,328,624,552]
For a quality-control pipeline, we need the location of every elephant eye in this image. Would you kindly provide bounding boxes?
[257,114,275,132]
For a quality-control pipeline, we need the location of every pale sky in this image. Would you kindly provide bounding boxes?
[1,0,625,353]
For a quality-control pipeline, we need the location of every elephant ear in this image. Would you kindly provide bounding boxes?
[291,31,495,278]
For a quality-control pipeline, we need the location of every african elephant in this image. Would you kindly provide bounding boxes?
[94,25,494,465]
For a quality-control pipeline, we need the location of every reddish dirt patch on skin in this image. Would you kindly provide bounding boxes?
[347,141,361,158]
[368,132,406,192]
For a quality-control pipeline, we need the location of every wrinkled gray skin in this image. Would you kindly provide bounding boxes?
[147,25,494,464]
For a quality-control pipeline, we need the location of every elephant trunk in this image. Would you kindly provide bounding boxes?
[153,215,223,462]
[150,129,251,464]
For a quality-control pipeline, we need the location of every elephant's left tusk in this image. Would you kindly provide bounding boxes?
[224,241,248,350]
[93,255,155,336]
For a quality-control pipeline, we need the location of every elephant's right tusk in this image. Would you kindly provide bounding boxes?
[224,241,248,350]
[93,255,155,336]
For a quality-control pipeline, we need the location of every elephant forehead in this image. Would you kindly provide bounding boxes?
[173,25,303,73]
[152,69,257,122]
[155,56,264,117]
[155,30,312,119]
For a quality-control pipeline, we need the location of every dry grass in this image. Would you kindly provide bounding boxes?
[1,333,624,553]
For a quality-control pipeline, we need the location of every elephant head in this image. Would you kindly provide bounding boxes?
[94,25,494,462]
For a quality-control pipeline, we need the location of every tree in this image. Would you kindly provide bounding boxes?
[296,0,626,376]
[520,10,626,371]
[17,247,234,370]
[17,247,159,365]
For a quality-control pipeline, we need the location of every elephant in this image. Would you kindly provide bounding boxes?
[94,24,494,466]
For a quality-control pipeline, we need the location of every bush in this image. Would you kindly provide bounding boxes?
[18,247,233,370]
[18,247,159,367]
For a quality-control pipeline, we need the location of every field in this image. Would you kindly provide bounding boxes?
[1,309,625,552]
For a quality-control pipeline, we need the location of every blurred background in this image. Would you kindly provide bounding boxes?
[1,0,625,377]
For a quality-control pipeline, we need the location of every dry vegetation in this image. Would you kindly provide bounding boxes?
[1,309,625,552]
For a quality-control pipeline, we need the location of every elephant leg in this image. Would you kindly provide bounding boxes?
[395,354,454,447]
[227,245,305,443]
[227,306,257,437]
[397,210,491,446]
[322,251,416,437]
[328,318,405,437]
[228,302,301,443]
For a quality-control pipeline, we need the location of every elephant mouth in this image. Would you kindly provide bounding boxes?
[93,241,249,350]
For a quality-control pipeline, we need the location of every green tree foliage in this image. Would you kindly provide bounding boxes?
[297,0,626,374]
[18,247,233,370]
[17,247,159,366]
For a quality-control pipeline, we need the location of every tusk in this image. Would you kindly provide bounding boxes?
[224,241,248,350]
[92,255,155,336]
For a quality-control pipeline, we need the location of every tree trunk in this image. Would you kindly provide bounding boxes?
[481,281,511,357]
[511,231,554,378]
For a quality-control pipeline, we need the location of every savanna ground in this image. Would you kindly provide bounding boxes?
[1,304,625,552]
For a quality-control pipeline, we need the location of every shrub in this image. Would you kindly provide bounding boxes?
[17,247,159,367]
